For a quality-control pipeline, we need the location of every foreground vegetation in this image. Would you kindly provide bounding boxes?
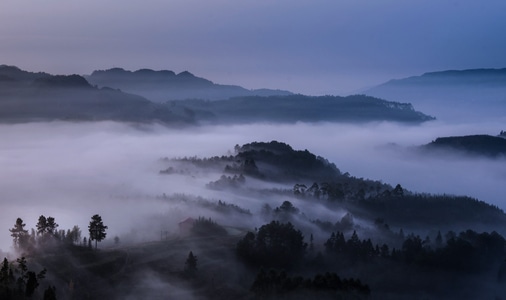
[3,140,506,299]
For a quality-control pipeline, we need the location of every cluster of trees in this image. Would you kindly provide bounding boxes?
[363,193,506,227]
[0,257,54,300]
[325,231,379,262]
[235,141,340,181]
[250,269,370,299]
[293,179,391,202]
[159,194,252,216]
[236,221,307,269]
[8,214,107,253]
[323,229,506,272]
[312,213,356,233]
[166,155,234,168]
[206,174,246,190]
[294,177,506,229]
[190,217,228,237]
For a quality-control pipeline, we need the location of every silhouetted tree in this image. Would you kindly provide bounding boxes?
[88,214,107,249]
[275,201,299,215]
[9,218,28,250]
[46,217,58,235]
[392,184,404,197]
[36,216,48,236]
[185,251,198,277]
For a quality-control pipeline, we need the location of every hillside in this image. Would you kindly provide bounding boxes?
[86,68,292,102]
[0,65,193,125]
[422,134,506,158]
[164,140,506,230]
[4,140,506,299]
[1,65,435,125]
[364,68,506,121]
[168,94,435,124]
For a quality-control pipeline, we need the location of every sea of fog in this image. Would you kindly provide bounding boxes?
[0,120,505,253]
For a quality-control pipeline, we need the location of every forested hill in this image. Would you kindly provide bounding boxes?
[168,95,434,124]
[422,134,506,158]
[234,141,343,182]
[0,65,193,125]
[165,140,506,230]
[86,67,292,102]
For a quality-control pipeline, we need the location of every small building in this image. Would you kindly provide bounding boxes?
[178,217,195,236]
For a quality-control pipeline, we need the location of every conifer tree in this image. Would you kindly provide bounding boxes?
[9,218,28,250]
[185,251,198,277]
[88,214,108,249]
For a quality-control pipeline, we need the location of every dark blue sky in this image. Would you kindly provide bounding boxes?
[1,0,505,95]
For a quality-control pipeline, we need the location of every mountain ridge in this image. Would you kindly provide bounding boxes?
[86,67,293,102]
[364,67,506,121]
[421,134,506,158]
[0,65,434,125]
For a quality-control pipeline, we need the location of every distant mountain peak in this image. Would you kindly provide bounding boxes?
[177,71,195,77]
[365,67,506,121]
[86,66,292,102]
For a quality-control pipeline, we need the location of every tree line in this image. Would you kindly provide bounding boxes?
[9,214,107,253]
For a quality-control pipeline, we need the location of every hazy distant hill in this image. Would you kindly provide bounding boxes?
[168,94,435,124]
[0,65,192,125]
[0,65,434,125]
[365,68,506,121]
[422,134,506,158]
[86,68,292,102]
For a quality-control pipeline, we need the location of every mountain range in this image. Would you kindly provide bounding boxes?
[0,65,191,125]
[85,68,292,102]
[365,68,506,121]
[0,65,433,125]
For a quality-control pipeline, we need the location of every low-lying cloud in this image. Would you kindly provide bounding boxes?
[0,120,504,252]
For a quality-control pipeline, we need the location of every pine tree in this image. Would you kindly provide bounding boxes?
[46,217,58,235]
[88,214,108,250]
[9,218,28,250]
[185,251,198,277]
[36,216,48,236]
